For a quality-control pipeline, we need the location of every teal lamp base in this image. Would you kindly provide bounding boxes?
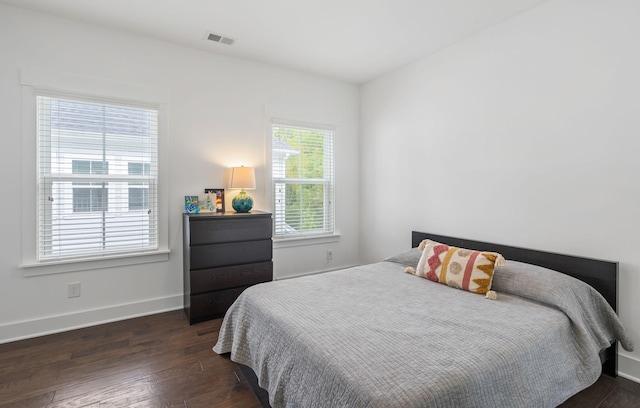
[232,190,254,213]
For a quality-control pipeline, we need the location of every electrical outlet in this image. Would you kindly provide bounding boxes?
[326,250,333,261]
[68,282,81,298]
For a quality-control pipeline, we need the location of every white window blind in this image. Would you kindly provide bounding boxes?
[272,122,334,238]
[37,94,159,261]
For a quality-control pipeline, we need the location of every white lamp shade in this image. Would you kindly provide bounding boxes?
[229,166,256,190]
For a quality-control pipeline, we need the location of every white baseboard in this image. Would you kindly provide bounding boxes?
[0,295,183,344]
[619,353,640,383]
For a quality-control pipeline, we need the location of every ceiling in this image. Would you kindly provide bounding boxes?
[0,0,548,84]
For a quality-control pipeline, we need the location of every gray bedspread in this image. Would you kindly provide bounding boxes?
[213,256,633,408]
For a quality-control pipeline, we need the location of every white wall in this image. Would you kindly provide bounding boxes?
[360,0,640,380]
[0,5,359,342]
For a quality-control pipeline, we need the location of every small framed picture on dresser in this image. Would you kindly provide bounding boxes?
[204,188,225,213]
[184,196,199,213]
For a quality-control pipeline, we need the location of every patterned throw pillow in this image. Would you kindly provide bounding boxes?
[407,239,506,295]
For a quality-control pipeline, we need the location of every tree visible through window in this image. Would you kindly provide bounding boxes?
[272,122,334,237]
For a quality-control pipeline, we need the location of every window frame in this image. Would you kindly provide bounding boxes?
[19,68,170,276]
[271,119,336,241]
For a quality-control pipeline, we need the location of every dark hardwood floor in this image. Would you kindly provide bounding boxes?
[0,310,638,407]
[0,311,261,408]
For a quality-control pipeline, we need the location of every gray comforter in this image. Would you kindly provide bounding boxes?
[214,254,633,408]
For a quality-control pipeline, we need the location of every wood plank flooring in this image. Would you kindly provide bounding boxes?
[0,310,638,407]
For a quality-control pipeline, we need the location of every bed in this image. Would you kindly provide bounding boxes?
[213,231,634,407]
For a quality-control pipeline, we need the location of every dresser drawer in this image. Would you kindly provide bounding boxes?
[189,217,272,245]
[190,239,272,270]
[189,286,248,322]
[190,261,273,294]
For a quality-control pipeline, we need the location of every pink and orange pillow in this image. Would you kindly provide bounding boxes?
[406,239,505,295]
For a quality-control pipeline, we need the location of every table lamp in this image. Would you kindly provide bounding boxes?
[229,166,256,213]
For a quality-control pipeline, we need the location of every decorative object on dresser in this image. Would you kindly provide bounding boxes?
[204,188,225,213]
[182,211,272,324]
[184,195,199,213]
[229,166,256,213]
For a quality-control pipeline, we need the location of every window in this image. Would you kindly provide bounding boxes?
[128,162,150,211]
[37,95,158,261]
[272,121,334,238]
[72,160,109,213]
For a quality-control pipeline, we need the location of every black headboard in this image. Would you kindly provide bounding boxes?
[411,231,619,376]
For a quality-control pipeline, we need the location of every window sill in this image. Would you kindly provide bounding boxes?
[19,249,171,277]
[273,233,341,249]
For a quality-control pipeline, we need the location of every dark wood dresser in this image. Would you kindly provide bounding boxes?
[182,211,273,324]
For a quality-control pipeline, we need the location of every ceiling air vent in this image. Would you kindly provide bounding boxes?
[206,32,236,46]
